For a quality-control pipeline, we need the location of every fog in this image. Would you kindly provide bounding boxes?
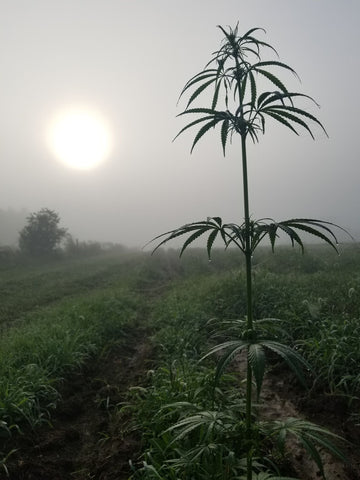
[1,0,359,248]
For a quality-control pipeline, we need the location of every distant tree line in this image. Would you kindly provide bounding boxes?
[0,207,125,266]
[19,208,67,256]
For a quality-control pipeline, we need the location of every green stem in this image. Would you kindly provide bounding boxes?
[241,135,253,330]
[246,362,253,480]
[234,55,254,480]
[241,133,254,480]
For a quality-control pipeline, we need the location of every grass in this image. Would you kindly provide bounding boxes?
[0,287,141,433]
[1,245,359,477]
[0,250,147,441]
[0,249,143,325]
[0,248,238,439]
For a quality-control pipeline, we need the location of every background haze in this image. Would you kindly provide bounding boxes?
[1,0,359,247]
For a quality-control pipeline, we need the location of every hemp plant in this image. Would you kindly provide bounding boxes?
[151,25,344,479]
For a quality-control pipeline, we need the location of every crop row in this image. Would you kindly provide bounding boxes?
[129,245,360,478]
[0,286,142,474]
[1,246,359,477]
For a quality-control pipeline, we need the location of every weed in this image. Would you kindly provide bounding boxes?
[150,24,346,479]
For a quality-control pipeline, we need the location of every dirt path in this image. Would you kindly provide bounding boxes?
[2,327,153,480]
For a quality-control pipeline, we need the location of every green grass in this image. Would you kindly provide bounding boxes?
[1,245,359,477]
[0,248,238,438]
[0,287,141,433]
[0,247,243,325]
[0,249,144,325]
[0,250,147,438]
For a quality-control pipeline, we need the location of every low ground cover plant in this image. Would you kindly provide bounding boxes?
[0,253,159,471]
[0,287,140,437]
[0,249,237,473]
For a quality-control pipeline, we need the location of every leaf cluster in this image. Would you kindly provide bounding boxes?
[261,417,347,477]
[175,24,327,153]
[150,216,343,258]
[202,334,310,401]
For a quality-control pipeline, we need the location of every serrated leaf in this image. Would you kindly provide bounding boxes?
[264,417,346,475]
[248,125,261,143]
[217,24,233,40]
[265,224,278,252]
[300,437,325,475]
[148,221,210,253]
[173,115,214,142]
[177,107,217,116]
[260,92,315,109]
[256,68,288,93]
[180,69,218,98]
[270,105,327,136]
[206,228,219,259]
[265,108,316,138]
[255,60,298,78]
[264,111,299,135]
[261,340,310,387]
[249,70,257,109]
[257,91,274,108]
[201,340,246,360]
[259,92,289,109]
[276,223,305,251]
[242,27,265,39]
[179,227,211,256]
[220,118,229,155]
[248,343,266,399]
[214,341,248,385]
[284,218,343,240]
[243,36,277,56]
[186,78,218,108]
[212,80,221,109]
[190,118,220,153]
[283,222,338,252]
[211,216,223,227]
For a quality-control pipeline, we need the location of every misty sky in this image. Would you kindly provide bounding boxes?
[1,0,359,247]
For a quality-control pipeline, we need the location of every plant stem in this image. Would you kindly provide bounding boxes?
[246,362,253,480]
[241,133,254,480]
[241,135,253,330]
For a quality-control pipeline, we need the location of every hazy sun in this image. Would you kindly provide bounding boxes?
[48,108,112,170]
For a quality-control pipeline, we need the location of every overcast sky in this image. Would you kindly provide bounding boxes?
[1,0,359,248]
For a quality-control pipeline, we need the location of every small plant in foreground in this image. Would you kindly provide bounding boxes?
[151,24,346,479]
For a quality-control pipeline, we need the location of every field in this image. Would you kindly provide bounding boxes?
[0,245,359,479]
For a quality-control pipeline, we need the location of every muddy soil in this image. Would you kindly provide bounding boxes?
[1,327,154,480]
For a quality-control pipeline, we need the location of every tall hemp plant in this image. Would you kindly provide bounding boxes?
[152,25,344,479]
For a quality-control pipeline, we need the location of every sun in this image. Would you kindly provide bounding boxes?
[48,108,112,170]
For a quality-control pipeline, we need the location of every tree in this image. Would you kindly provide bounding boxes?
[19,208,67,256]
